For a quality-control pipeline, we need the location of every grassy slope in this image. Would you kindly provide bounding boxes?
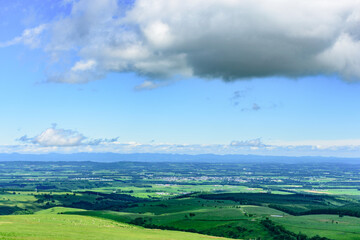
[0,214,230,240]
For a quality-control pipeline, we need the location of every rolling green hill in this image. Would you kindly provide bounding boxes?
[0,213,230,240]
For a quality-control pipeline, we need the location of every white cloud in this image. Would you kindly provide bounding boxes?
[20,127,85,147]
[230,138,266,148]
[272,139,360,148]
[6,0,360,83]
[317,33,360,80]
[71,59,97,72]
[0,24,46,48]
[35,128,84,146]
[143,21,174,48]
[134,80,172,91]
[18,126,118,147]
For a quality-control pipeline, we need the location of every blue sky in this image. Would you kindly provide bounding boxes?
[1,0,360,157]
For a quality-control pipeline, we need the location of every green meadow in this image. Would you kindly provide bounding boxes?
[0,213,230,240]
[273,215,360,240]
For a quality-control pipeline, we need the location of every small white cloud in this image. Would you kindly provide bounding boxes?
[134,80,170,90]
[71,59,97,72]
[0,24,46,48]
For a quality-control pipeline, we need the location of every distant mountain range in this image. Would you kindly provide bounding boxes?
[0,153,359,163]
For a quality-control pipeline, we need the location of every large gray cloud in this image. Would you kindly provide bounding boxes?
[5,0,360,83]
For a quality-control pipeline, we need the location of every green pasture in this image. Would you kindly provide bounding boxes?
[302,189,360,195]
[241,205,287,216]
[0,192,40,212]
[35,207,85,215]
[0,214,230,240]
[273,214,360,240]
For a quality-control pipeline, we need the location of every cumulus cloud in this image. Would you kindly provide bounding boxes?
[19,127,85,146]
[18,126,118,147]
[5,0,360,83]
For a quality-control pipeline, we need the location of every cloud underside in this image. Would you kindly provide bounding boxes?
[4,0,360,84]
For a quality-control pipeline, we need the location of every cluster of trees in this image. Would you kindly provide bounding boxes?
[202,225,250,239]
[200,193,329,205]
[130,217,253,239]
[34,191,142,211]
[269,204,360,218]
[0,206,22,215]
[80,191,141,202]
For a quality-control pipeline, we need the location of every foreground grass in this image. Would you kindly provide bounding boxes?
[0,214,230,240]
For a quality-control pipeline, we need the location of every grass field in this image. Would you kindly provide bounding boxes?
[272,214,360,240]
[302,189,360,196]
[0,213,230,240]
[0,193,38,208]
